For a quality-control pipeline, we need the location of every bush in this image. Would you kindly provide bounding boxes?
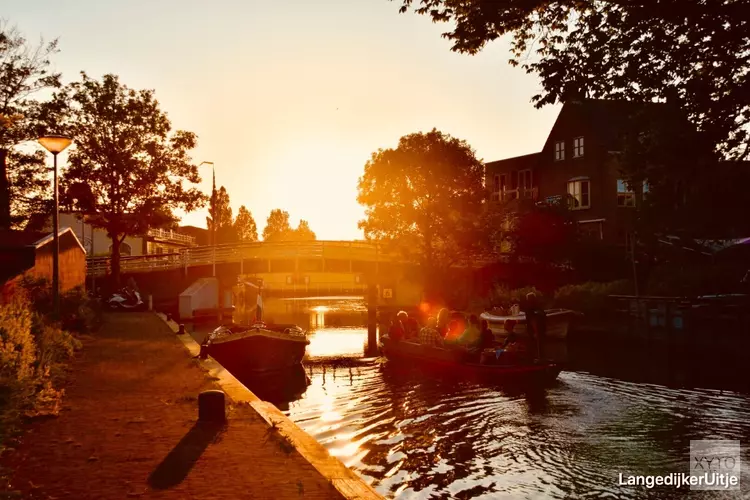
[0,281,82,447]
[18,276,101,334]
[552,280,632,317]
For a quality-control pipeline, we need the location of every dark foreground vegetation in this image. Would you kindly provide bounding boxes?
[0,277,101,450]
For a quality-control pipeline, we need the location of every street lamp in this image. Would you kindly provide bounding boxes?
[199,161,220,319]
[199,161,216,276]
[38,134,73,318]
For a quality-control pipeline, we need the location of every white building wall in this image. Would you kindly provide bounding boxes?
[57,213,144,257]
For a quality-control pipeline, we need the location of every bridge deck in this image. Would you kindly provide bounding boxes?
[86,240,392,276]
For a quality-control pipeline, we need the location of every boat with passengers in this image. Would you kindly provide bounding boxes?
[379,337,562,383]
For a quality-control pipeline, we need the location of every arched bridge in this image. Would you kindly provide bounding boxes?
[87,240,415,298]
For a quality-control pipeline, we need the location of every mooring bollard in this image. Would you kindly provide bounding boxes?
[198,390,226,423]
[178,324,185,335]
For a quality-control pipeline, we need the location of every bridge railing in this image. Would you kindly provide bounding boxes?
[86,240,390,277]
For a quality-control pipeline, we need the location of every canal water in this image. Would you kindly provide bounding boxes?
[200,297,750,499]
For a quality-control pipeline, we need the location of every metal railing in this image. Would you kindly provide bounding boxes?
[86,240,388,277]
[147,228,196,245]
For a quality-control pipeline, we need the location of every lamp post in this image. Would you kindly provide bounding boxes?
[38,134,73,318]
[199,161,216,277]
[199,161,220,321]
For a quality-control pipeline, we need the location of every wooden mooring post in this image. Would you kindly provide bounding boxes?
[366,283,379,356]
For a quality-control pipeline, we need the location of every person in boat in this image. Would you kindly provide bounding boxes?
[418,317,443,347]
[445,314,481,350]
[436,308,451,337]
[521,292,546,360]
[479,319,495,350]
[495,319,532,364]
[404,314,420,341]
[444,311,467,342]
[388,311,408,342]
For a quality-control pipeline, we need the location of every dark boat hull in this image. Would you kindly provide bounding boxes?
[206,332,308,375]
[380,338,562,383]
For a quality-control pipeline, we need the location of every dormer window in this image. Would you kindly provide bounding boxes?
[573,137,584,157]
[554,141,565,161]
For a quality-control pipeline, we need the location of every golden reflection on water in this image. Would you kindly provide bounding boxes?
[266,297,750,498]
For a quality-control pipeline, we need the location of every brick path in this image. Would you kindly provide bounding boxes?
[1,313,343,499]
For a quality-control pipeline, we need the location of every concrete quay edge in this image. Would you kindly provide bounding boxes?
[155,313,383,500]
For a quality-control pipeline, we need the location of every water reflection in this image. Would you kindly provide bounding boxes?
[199,297,750,498]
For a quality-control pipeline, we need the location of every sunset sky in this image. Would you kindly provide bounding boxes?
[6,0,560,240]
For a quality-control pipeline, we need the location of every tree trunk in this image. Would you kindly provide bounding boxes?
[0,149,11,230]
[110,233,122,288]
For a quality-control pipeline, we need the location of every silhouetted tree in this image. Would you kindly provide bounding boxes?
[262,209,292,242]
[262,209,316,242]
[206,185,236,244]
[394,0,750,161]
[357,129,485,286]
[0,22,62,228]
[59,73,206,286]
[290,219,316,241]
[617,104,750,239]
[233,205,258,242]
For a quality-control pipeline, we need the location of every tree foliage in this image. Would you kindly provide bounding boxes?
[207,185,236,244]
[262,209,316,242]
[0,22,62,228]
[290,219,316,242]
[233,205,258,242]
[617,104,750,239]
[58,73,206,285]
[394,0,750,160]
[357,128,485,273]
[262,209,292,242]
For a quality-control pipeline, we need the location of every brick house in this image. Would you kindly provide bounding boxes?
[0,228,87,292]
[485,99,654,247]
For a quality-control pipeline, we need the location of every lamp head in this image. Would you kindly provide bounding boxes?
[38,134,73,154]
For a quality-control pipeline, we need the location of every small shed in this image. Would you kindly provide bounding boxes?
[0,228,87,292]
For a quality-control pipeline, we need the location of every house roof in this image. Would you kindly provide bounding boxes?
[0,227,86,254]
[541,98,670,153]
[485,152,541,172]
[486,98,673,165]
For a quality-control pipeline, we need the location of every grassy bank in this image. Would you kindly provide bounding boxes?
[0,277,101,451]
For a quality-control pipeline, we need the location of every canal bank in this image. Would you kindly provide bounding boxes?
[0,312,381,500]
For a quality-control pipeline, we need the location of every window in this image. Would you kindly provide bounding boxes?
[617,179,635,207]
[567,178,590,209]
[498,174,513,201]
[518,169,533,198]
[491,175,501,202]
[643,180,650,196]
[110,242,132,256]
[554,141,565,161]
[573,137,584,157]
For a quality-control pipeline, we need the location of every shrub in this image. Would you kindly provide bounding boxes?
[0,282,80,447]
[0,296,37,384]
[552,280,632,317]
[17,276,101,334]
